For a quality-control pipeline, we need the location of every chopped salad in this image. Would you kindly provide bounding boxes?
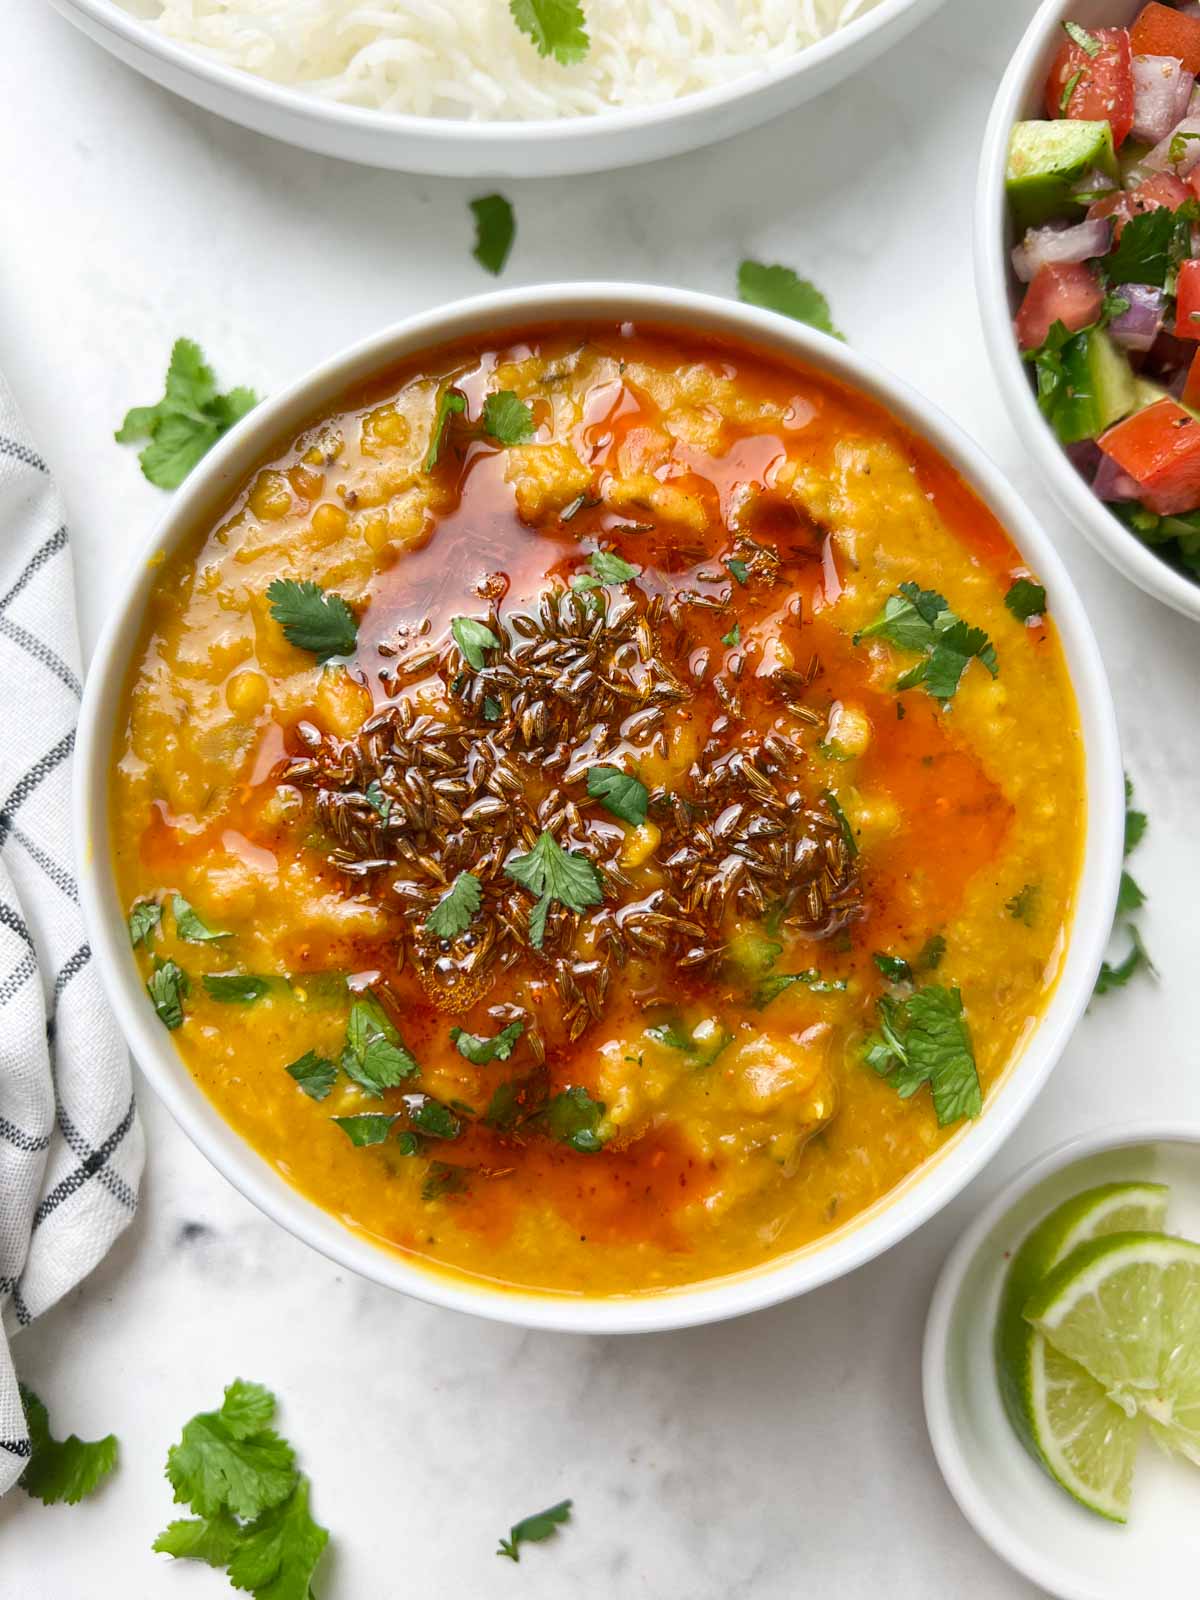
[1007,2,1200,579]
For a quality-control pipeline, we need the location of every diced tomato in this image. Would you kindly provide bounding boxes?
[1099,397,1200,513]
[1183,349,1200,410]
[1189,167,1200,204]
[1088,189,1137,237]
[1130,2,1200,75]
[1134,172,1192,212]
[1175,258,1200,339]
[1045,26,1135,146]
[1014,262,1104,350]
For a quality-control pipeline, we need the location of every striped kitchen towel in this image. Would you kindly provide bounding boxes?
[0,376,144,1493]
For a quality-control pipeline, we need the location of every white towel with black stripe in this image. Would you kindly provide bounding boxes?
[0,375,143,1493]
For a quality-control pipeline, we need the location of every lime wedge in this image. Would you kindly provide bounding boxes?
[1028,1232,1200,1469]
[995,1182,1168,1521]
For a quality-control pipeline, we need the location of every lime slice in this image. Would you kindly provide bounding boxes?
[995,1181,1169,1521]
[1028,1232,1200,1470]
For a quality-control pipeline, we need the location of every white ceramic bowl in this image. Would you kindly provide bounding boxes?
[924,1124,1200,1600]
[977,0,1200,623]
[75,283,1124,1334]
[51,0,950,178]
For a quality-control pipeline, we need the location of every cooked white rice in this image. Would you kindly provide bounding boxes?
[113,0,886,120]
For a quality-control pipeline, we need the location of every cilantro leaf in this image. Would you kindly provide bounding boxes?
[482,390,536,446]
[202,973,280,1004]
[342,996,419,1095]
[1006,883,1039,926]
[165,1380,296,1522]
[722,622,741,647]
[505,832,604,947]
[332,1113,400,1146]
[364,780,391,821]
[172,893,231,943]
[470,193,515,275]
[873,952,912,983]
[1095,925,1154,994]
[422,1161,471,1201]
[153,1512,242,1566]
[1107,206,1179,287]
[857,582,949,651]
[542,1087,606,1152]
[823,790,859,859]
[148,959,189,1029]
[265,578,357,664]
[587,765,648,825]
[18,1386,118,1506]
[409,1098,461,1140]
[737,260,843,339]
[426,871,482,939]
[509,0,589,64]
[752,970,845,1008]
[128,899,162,948]
[450,1020,524,1064]
[857,582,996,700]
[225,1475,329,1600]
[424,386,468,471]
[284,1051,337,1102]
[586,548,640,586]
[1124,776,1147,855]
[116,339,257,489]
[498,1498,573,1562]
[1005,577,1047,623]
[864,985,981,1127]
[922,620,999,700]
[917,933,946,971]
[1116,869,1145,916]
[646,1020,695,1051]
[1059,66,1084,115]
[726,556,750,585]
[450,615,501,671]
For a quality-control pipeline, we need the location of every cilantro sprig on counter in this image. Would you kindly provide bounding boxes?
[116,338,257,489]
[470,193,516,275]
[498,1498,574,1561]
[18,1386,118,1506]
[857,581,998,701]
[738,260,843,340]
[153,1379,329,1600]
[1095,777,1154,996]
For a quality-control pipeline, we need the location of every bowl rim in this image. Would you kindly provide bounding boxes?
[61,0,938,149]
[974,0,1200,624]
[922,1119,1200,1600]
[74,281,1125,1334]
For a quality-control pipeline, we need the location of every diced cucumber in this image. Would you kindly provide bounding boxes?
[1007,120,1119,228]
[1051,329,1136,443]
[1132,376,1200,424]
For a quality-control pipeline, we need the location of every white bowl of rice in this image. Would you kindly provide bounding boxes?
[50,0,951,176]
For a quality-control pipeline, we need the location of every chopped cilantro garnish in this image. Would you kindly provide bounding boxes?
[364,779,391,822]
[753,970,846,1007]
[481,390,536,446]
[424,386,468,471]
[172,893,230,943]
[646,1020,695,1051]
[584,548,640,586]
[1170,129,1200,167]
[1116,869,1145,916]
[332,1112,399,1146]
[721,622,741,647]
[864,985,981,1127]
[873,952,912,983]
[1124,776,1147,854]
[284,1051,337,1102]
[737,260,843,340]
[450,1020,524,1064]
[1005,578,1046,623]
[1059,67,1084,115]
[858,581,997,700]
[505,831,604,948]
[1006,883,1039,926]
[148,959,189,1030]
[726,556,750,585]
[1106,204,1192,288]
[509,0,589,64]
[342,995,419,1094]
[917,933,946,971]
[498,1498,573,1562]
[265,578,357,663]
[423,1162,471,1202]
[823,790,859,859]
[1096,776,1153,998]
[202,973,279,1003]
[128,899,162,948]
[1095,925,1154,994]
[543,1086,606,1152]
[116,338,257,489]
[1062,19,1101,55]
[409,1098,461,1140]
[482,695,503,722]
[18,1385,118,1506]
[587,765,648,825]
[154,1380,329,1600]
[450,615,501,671]
[426,871,483,939]
[470,193,515,275]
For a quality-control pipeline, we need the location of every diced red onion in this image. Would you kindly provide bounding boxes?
[1011,218,1113,283]
[1180,3,1200,17]
[1109,283,1166,352]
[1132,56,1195,145]
[1071,165,1117,200]
[1093,455,1141,501]
[1065,440,1102,480]
[1145,112,1200,174]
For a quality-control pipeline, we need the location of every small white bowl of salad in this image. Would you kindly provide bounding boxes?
[979,0,1200,621]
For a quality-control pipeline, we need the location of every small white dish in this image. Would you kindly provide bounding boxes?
[924,1123,1200,1600]
[50,0,950,178]
[976,0,1200,624]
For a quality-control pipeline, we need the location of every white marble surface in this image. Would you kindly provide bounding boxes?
[2,1,1199,1594]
